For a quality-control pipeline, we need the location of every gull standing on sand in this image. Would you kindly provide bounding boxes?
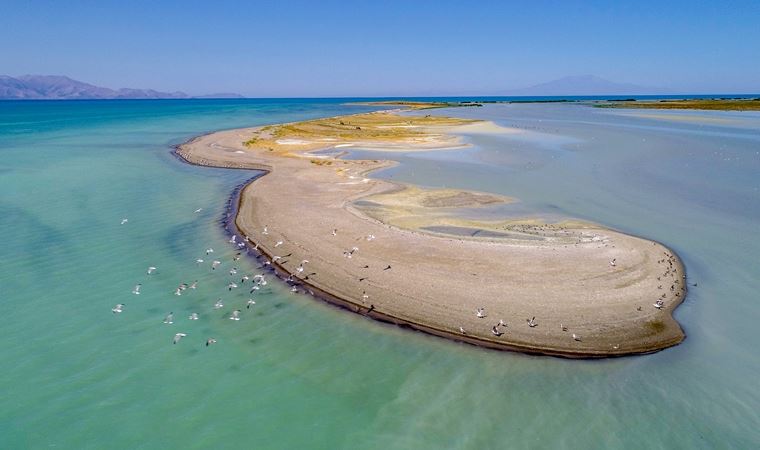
[189,312,199,320]
[332,229,337,236]
[163,312,174,324]
[459,327,466,334]
[573,333,582,342]
[173,333,187,344]
[609,258,617,267]
[132,284,141,295]
[653,300,664,309]
[112,303,125,314]
[527,317,538,328]
[147,266,157,275]
[476,307,486,318]
[262,226,269,235]
[492,326,503,337]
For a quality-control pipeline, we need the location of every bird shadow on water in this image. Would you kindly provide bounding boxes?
[160,220,209,259]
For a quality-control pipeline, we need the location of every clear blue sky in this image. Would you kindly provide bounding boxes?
[1,0,759,96]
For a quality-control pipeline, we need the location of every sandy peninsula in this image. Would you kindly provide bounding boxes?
[177,108,686,357]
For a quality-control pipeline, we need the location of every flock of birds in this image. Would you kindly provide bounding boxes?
[113,209,281,347]
[462,308,582,342]
[114,206,690,352]
[459,254,687,349]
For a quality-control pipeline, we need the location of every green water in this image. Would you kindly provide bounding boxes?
[1,100,758,449]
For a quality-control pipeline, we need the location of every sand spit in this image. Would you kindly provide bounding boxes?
[176,110,686,357]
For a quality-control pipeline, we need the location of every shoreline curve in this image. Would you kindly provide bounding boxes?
[174,108,687,358]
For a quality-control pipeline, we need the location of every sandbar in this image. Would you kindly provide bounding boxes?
[176,109,686,357]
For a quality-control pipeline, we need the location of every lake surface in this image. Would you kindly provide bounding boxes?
[1,99,758,449]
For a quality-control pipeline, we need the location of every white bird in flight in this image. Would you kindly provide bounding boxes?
[112,303,125,314]
[206,248,214,255]
[120,218,128,225]
[173,333,187,344]
[206,338,217,346]
[189,280,198,289]
[230,310,241,321]
[194,208,203,213]
[132,284,141,295]
[229,235,237,244]
[163,312,174,324]
[274,241,283,248]
[196,258,204,264]
[213,299,224,309]
[212,260,221,270]
[228,282,238,291]
[246,299,256,309]
[147,266,157,275]
[189,312,199,320]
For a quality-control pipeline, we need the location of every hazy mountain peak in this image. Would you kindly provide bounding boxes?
[507,75,669,96]
[0,75,242,99]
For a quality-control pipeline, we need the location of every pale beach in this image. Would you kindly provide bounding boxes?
[177,107,686,357]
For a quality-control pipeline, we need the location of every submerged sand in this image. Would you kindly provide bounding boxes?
[177,110,686,357]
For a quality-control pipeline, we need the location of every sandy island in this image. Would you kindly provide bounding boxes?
[176,107,686,357]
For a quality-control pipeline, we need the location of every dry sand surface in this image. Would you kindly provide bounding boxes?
[177,110,686,357]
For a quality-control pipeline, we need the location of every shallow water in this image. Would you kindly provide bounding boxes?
[1,100,758,449]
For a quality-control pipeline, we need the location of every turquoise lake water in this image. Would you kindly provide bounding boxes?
[1,99,758,449]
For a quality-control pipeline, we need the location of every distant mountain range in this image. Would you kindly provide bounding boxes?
[0,75,244,100]
[505,75,670,96]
